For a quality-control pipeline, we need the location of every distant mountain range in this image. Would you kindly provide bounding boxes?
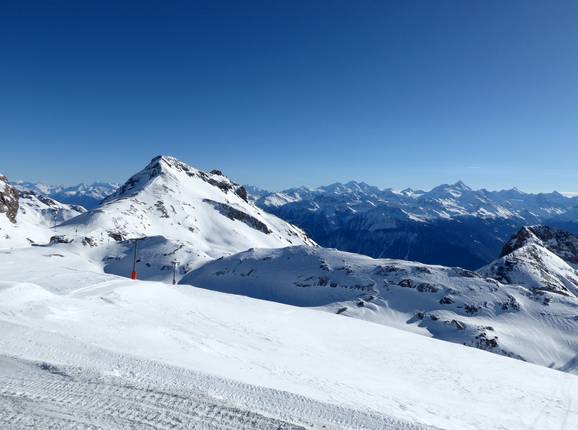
[251,181,578,269]
[14,181,119,209]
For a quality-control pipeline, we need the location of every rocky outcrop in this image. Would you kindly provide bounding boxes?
[0,175,19,223]
[203,199,272,234]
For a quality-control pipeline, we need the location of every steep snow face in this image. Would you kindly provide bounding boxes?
[0,176,84,248]
[1,246,578,430]
[15,181,118,209]
[254,181,578,269]
[180,246,578,373]
[51,156,314,280]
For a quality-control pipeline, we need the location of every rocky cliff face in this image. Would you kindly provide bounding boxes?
[0,175,19,223]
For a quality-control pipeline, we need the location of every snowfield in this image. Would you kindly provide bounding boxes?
[1,247,578,429]
[181,245,578,373]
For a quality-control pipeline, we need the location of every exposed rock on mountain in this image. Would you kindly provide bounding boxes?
[0,175,19,223]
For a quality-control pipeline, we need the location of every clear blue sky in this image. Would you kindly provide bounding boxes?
[1,0,577,192]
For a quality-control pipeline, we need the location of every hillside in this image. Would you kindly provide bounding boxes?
[181,245,578,373]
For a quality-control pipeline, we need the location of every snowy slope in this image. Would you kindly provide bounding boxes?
[50,156,314,281]
[180,245,578,373]
[0,246,577,430]
[0,175,85,248]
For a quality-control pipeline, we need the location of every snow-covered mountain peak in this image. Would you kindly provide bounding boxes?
[425,181,472,199]
[317,181,382,197]
[104,155,247,205]
[452,180,470,190]
[501,225,578,267]
[52,156,314,280]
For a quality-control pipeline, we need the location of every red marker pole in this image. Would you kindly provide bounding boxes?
[131,239,138,281]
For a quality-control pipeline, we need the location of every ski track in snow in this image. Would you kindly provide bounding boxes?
[0,340,430,430]
[0,355,305,430]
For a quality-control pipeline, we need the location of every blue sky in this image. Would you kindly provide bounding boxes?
[1,0,577,192]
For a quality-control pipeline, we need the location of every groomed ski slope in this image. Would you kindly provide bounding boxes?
[0,247,577,429]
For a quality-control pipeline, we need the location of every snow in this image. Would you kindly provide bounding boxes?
[1,246,578,429]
